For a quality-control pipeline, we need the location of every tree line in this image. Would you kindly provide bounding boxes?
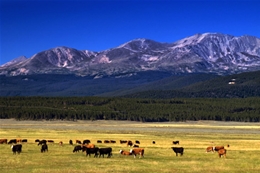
[0,97,259,122]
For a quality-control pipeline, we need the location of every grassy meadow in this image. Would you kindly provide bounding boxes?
[0,119,260,173]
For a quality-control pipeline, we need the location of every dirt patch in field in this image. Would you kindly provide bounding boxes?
[0,119,260,134]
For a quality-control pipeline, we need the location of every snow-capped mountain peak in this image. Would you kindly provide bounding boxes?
[1,33,260,77]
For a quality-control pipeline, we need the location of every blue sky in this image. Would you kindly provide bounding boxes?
[1,0,260,65]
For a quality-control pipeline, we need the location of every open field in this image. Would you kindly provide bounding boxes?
[1,119,260,173]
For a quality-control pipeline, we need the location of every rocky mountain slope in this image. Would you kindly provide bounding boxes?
[1,33,260,77]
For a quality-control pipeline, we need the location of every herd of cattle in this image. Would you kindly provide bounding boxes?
[0,138,228,158]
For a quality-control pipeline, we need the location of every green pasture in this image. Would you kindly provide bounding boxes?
[0,120,260,173]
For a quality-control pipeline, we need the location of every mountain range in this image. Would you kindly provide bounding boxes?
[1,33,260,97]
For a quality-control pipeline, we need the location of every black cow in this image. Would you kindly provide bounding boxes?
[152,141,156,144]
[133,144,139,148]
[171,147,184,156]
[11,144,22,154]
[173,141,179,145]
[83,139,91,144]
[8,139,17,144]
[69,140,73,145]
[41,144,48,153]
[86,147,99,157]
[73,145,82,153]
[120,140,127,144]
[97,140,102,143]
[35,139,40,143]
[135,140,140,144]
[22,139,27,143]
[38,140,47,145]
[98,147,112,158]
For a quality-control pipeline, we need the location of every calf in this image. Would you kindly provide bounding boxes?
[11,144,22,154]
[130,148,144,158]
[171,147,184,156]
[218,149,227,158]
[86,147,99,157]
[73,145,82,153]
[41,144,48,153]
[98,147,112,158]
[119,150,132,155]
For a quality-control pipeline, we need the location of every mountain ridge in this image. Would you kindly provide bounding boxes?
[1,33,260,77]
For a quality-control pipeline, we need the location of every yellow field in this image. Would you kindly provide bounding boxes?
[0,119,260,173]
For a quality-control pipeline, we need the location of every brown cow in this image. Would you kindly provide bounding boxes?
[206,146,214,153]
[130,148,144,158]
[0,139,7,144]
[76,140,81,144]
[218,149,227,158]
[119,150,132,155]
[59,141,63,146]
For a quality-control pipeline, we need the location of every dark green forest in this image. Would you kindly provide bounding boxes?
[0,97,259,122]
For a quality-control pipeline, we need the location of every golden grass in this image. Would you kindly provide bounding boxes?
[0,119,260,173]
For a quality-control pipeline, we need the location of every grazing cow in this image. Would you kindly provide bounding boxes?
[98,147,112,158]
[76,140,81,144]
[73,145,82,153]
[206,146,214,153]
[133,144,139,148]
[0,139,7,144]
[130,148,144,158]
[110,140,116,143]
[47,140,54,143]
[69,140,73,145]
[135,140,140,144]
[41,144,48,153]
[127,140,133,147]
[120,140,127,144]
[171,147,184,156]
[38,140,47,146]
[104,140,110,143]
[86,147,99,157]
[152,141,156,144]
[21,139,27,143]
[82,143,95,152]
[173,141,179,145]
[8,139,17,144]
[11,144,22,154]
[83,139,91,144]
[218,149,227,158]
[35,139,40,143]
[213,146,224,152]
[97,140,102,143]
[119,150,132,155]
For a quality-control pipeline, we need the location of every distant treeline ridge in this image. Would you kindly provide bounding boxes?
[0,97,259,122]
